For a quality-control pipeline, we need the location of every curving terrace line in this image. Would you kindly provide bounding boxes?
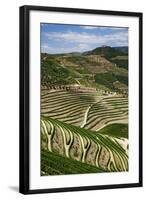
[41,117,128,172]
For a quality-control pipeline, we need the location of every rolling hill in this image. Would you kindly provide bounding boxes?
[41,46,128,92]
[41,45,129,175]
[83,45,127,58]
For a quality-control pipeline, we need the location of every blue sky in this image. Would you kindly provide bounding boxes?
[41,24,128,54]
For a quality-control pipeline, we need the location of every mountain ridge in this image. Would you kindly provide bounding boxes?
[42,46,128,56]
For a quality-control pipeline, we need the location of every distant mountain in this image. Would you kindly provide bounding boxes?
[48,52,82,57]
[42,46,128,57]
[83,46,128,69]
[83,46,127,59]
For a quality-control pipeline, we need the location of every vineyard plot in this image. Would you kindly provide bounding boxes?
[41,89,128,175]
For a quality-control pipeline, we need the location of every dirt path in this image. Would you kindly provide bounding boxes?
[80,93,122,129]
[80,96,104,128]
[80,106,91,128]
[75,79,81,85]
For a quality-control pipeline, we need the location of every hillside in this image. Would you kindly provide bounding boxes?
[41,45,129,176]
[114,46,128,54]
[41,150,106,175]
[41,46,128,93]
[41,116,128,174]
[41,89,128,129]
[83,46,127,58]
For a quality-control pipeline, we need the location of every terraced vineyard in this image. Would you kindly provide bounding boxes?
[41,89,128,175]
[41,89,128,130]
[40,43,129,175]
[41,117,128,175]
[41,89,103,127]
[41,150,107,175]
[84,96,128,131]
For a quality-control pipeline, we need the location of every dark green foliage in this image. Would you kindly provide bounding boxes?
[98,123,128,138]
[111,59,128,69]
[94,73,116,90]
[84,46,127,59]
[114,46,128,54]
[94,72,128,90]
[41,150,106,175]
[115,75,128,85]
[41,59,77,86]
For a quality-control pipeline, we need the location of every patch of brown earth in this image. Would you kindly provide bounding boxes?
[86,141,98,165]
[98,146,110,168]
[69,135,82,161]
[51,126,65,155]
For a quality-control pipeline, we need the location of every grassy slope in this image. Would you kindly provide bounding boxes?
[41,47,128,91]
[111,56,128,69]
[94,73,117,90]
[41,116,128,173]
[41,59,79,86]
[98,123,128,138]
[42,116,127,151]
[41,150,106,176]
[94,72,128,90]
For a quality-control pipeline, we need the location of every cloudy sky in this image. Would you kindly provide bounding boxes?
[41,24,128,54]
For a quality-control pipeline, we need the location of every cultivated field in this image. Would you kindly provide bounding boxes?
[41,88,128,175]
[41,89,128,130]
[41,116,128,175]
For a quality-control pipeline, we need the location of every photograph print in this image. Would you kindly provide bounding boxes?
[40,23,129,176]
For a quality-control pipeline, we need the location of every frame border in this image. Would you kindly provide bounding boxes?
[19,5,143,194]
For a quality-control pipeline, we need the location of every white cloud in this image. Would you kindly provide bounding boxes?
[41,29,128,53]
[41,43,91,54]
[78,43,90,50]
[44,31,128,46]
[81,26,127,31]
[41,44,53,52]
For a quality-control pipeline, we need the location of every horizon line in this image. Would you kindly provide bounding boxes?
[41,45,128,55]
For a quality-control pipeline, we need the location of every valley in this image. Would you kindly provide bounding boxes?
[40,45,129,175]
